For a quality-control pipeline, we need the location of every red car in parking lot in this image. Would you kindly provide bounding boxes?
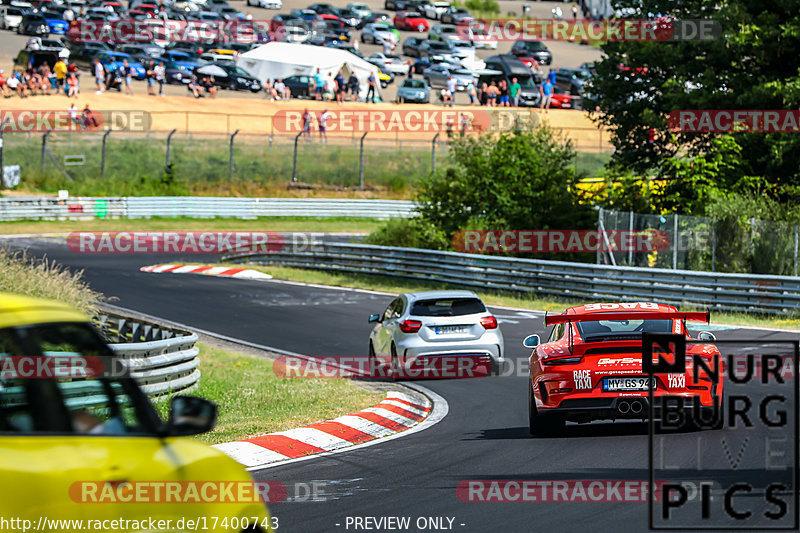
[394,11,429,32]
[525,302,723,435]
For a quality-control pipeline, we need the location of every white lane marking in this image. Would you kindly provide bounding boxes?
[331,415,398,438]
[212,441,290,468]
[380,399,428,417]
[362,407,418,426]
[277,427,352,451]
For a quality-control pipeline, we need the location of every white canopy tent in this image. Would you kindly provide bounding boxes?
[236,42,382,100]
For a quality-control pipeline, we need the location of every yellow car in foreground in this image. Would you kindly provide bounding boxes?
[0,293,273,532]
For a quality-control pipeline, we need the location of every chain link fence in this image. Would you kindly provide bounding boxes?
[598,208,799,276]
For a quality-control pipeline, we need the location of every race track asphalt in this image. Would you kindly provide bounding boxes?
[8,237,799,533]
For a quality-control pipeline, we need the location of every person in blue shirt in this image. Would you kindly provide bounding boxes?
[547,67,558,86]
[366,72,377,103]
[334,70,345,104]
[313,68,324,101]
[540,79,553,112]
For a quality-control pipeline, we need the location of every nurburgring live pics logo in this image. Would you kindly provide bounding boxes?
[456,18,721,42]
[0,110,152,132]
[667,110,800,133]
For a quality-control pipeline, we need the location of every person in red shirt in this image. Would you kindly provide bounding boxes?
[0,70,9,98]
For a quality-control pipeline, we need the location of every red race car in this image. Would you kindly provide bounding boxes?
[394,11,429,32]
[525,302,723,435]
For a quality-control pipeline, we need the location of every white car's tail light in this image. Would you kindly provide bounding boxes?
[399,319,422,333]
[480,316,498,329]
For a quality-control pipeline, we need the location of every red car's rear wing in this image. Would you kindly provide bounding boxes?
[544,311,710,326]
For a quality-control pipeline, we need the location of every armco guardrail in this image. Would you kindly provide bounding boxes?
[222,242,800,315]
[0,197,416,221]
[98,312,200,396]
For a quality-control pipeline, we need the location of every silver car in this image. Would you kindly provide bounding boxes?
[368,290,505,377]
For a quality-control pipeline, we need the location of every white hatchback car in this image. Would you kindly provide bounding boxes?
[368,290,505,377]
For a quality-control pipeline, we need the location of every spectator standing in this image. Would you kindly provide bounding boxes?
[486,81,498,106]
[366,71,376,102]
[54,59,67,92]
[302,108,312,138]
[498,79,509,107]
[93,59,105,94]
[510,77,521,107]
[445,75,457,107]
[479,82,488,105]
[145,61,155,96]
[318,109,330,142]
[407,59,414,78]
[540,78,553,112]
[347,72,359,101]
[334,70,345,104]
[548,67,558,86]
[313,68,324,100]
[459,113,470,137]
[324,73,336,101]
[572,4,578,19]
[121,60,133,95]
[466,80,476,105]
[154,61,166,96]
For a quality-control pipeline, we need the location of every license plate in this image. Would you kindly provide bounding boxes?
[434,326,468,334]
[603,377,656,391]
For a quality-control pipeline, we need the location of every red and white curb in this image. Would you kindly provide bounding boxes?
[213,391,435,469]
[140,264,272,281]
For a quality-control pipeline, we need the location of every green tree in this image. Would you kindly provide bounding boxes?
[588,0,800,205]
[415,126,593,238]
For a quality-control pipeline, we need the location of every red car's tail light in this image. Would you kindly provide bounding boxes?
[480,316,498,329]
[542,357,583,365]
[399,319,422,333]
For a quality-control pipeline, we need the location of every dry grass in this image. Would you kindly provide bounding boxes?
[0,247,102,315]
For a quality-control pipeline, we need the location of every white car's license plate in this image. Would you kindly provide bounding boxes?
[434,326,468,334]
[603,377,656,391]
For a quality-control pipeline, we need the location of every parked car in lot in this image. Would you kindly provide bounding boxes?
[461,25,498,49]
[247,0,282,8]
[554,67,592,96]
[368,290,505,378]
[440,6,472,24]
[428,23,460,43]
[68,41,112,69]
[394,11,428,32]
[357,11,391,28]
[0,292,272,530]
[367,52,408,74]
[396,77,429,103]
[283,73,314,97]
[417,38,455,58]
[116,44,166,63]
[402,36,424,56]
[98,51,147,79]
[163,59,199,84]
[510,39,553,66]
[412,54,458,74]
[361,22,398,44]
[423,64,474,91]
[336,7,362,27]
[17,13,49,36]
[347,2,371,18]
[384,0,411,11]
[423,1,450,20]
[0,6,25,30]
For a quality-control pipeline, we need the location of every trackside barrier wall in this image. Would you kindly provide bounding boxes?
[0,197,417,221]
[222,242,800,315]
[98,312,200,396]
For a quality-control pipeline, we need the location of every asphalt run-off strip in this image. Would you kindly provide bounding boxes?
[213,392,433,469]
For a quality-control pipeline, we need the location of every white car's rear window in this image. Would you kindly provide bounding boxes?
[411,298,485,317]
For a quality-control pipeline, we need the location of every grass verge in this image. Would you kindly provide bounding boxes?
[0,216,382,235]
[156,343,384,445]
[215,263,800,332]
[0,247,101,315]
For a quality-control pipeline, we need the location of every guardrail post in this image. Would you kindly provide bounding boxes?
[41,131,51,171]
[628,210,634,266]
[165,128,177,170]
[431,133,439,173]
[359,132,368,190]
[100,130,111,178]
[794,224,798,277]
[672,214,679,269]
[229,129,239,180]
[291,131,302,182]
[0,119,9,177]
